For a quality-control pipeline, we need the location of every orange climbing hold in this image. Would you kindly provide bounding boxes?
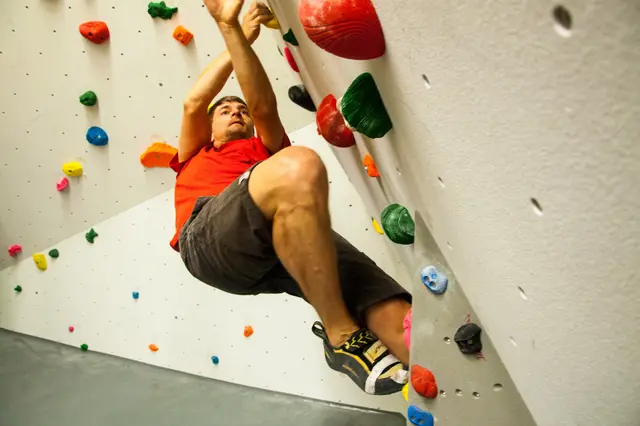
[173,25,193,46]
[79,21,110,44]
[411,365,438,399]
[140,142,178,168]
[363,154,380,177]
[149,344,159,352]
[244,325,254,338]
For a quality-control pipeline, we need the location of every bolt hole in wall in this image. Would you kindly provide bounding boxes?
[493,383,503,391]
[517,286,528,300]
[552,5,572,37]
[455,389,463,396]
[421,73,431,89]
[437,176,444,187]
[530,198,543,216]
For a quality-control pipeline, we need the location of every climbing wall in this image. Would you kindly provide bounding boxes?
[270,1,640,426]
[0,0,313,270]
[0,123,411,412]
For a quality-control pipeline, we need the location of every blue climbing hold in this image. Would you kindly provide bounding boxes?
[86,126,109,146]
[408,405,434,426]
[132,291,140,300]
[420,265,448,295]
[211,356,219,365]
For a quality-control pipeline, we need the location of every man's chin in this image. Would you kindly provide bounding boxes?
[226,129,251,141]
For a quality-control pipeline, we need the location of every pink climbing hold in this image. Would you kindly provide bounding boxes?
[403,308,412,350]
[284,47,299,72]
[8,244,22,257]
[68,326,75,333]
[56,177,69,192]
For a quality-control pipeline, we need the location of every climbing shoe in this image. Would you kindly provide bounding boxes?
[311,321,407,395]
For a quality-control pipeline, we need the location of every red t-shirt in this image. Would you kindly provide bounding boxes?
[169,135,290,251]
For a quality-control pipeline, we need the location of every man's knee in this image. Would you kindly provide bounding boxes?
[275,146,327,190]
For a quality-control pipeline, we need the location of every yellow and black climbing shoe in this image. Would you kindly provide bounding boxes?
[311,321,408,395]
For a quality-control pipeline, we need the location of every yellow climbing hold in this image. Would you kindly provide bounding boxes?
[402,383,409,401]
[62,161,83,177]
[33,253,47,271]
[372,218,384,235]
[263,8,280,29]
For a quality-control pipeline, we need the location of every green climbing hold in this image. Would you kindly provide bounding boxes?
[381,204,415,245]
[79,91,97,106]
[80,343,89,351]
[14,285,22,293]
[48,248,59,258]
[85,228,99,244]
[148,1,178,19]
[341,73,392,138]
[283,29,299,46]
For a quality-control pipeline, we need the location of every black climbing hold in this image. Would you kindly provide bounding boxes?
[288,85,316,112]
[283,29,299,46]
[454,323,483,354]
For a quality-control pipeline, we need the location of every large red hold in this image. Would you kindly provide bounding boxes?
[411,365,438,399]
[299,0,385,60]
[316,94,355,148]
[79,21,110,44]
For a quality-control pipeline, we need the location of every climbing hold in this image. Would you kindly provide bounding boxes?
[132,291,140,300]
[148,1,178,19]
[407,405,434,426]
[68,326,75,333]
[410,365,438,399]
[86,126,109,146]
[421,265,448,295]
[211,356,220,365]
[62,162,83,177]
[284,47,299,72]
[282,29,299,46]
[149,344,159,352]
[79,91,97,106]
[316,94,355,148]
[8,244,22,257]
[341,73,392,138]
[173,25,194,46]
[454,323,483,354]
[244,325,254,338]
[33,254,47,271]
[263,8,280,29]
[79,21,110,44]
[140,142,178,168]
[85,228,99,244]
[371,218,384,235]
[299,0,385,60]
[403,308,412,350]
[288,85,316,112]
[381,204,414,245]
[363,154,380,177]
[48,249,60,258]
[402,383,409,401]
[14,285,22,293]
[80,343,89,351]
[56,177,69,192]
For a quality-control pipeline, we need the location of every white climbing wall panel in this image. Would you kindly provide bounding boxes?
[271,0,640,425]
[0,123,411,412]
[0,0,313,270]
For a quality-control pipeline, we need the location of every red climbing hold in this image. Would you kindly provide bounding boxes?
[8,244,22,257]
[411,365,438,399]
[79,21,110,44]
[68,326,75,333]
[284,47,299,73]
[299,0,385,60]
[316,94,355,148]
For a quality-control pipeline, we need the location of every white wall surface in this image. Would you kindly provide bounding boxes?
[0,124,411,412]
[271,1,640,425]
[0,0,313,270]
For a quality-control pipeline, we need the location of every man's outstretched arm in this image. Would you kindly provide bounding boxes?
[206,0,286,154]
[178,7,266,162]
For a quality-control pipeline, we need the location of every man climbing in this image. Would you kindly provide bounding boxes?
[171,0,412,395]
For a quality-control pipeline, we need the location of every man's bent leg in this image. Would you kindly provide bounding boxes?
[366,299,411,365]
[248,146,359,347]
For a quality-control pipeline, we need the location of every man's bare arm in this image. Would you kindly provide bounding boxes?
[216,2,286,153]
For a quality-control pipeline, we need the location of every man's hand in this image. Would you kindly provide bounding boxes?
[242,1,274,44]
[203,0,244,25]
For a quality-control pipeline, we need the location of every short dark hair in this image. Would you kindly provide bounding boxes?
[208,95,247,116]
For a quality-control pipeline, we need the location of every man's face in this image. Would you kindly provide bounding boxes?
[211,101,255,145]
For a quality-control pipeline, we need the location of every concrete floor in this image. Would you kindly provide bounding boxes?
[0,329,404,426]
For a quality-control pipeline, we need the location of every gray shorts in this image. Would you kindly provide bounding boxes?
[178,164,411,325]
